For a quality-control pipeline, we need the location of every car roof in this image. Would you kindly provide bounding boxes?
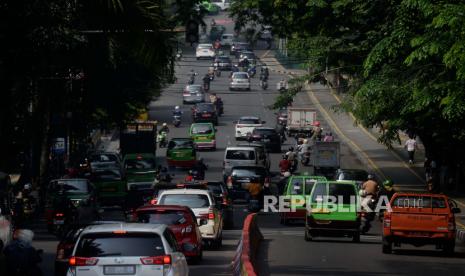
[231,166,266,170]
[326,180,357,186]
[198,43,212,47]
[186,84,202,88]
[159,188,211,195]
[232,72,248,76]
[191,122,214,126]
[136,205,191,212]
[238,116,259,120]
[225,146,257,151]
[236,142,265,148]
[222,33,234,37]
[393,192,447,198]
[337,169,368,173]
[81,223,167,235]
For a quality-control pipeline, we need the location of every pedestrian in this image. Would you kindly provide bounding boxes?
[404,136,417,164]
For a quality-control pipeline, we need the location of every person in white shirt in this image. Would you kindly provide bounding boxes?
[404,136,418,164]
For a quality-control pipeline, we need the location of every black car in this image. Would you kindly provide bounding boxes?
[276,108,287,126]
[249,127,281,153]
[227,166,270,200]
[192,103,218,125]
[206,181,234,228]
[230,42,251,58]
[214,55,232,71]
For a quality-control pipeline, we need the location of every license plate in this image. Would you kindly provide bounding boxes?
[53,219,64,225]
[202,114,211,117]
[410,231,429,237]
[104,265,136,275]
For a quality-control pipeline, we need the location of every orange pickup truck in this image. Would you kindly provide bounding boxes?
[382,192,461,254]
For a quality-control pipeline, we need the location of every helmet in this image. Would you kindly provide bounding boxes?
[383,180,393,187]
[367,174,374,180]
[283,171,291,177]
[175,106,180,110]
[162,123,167,127]
[314,121,321,127]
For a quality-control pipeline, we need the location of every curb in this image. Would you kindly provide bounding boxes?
[457,229,465,244]
[232,213,263,276]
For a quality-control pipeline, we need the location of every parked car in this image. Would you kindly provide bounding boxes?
[166,138,197,169]
[189,122,216,150]
[196,43,215,59]
[157,189,224,248]
[192,103,218,125]
[220,33,234,46]
[249,127,281,153]
[135,205,203,263]
[183,85,206,104]
[205,181,234,228]
[226,166,271,200]
[230,42,251,57]
[229,72,250,91]
[382,193,460,254]
[67,223,189,276]
[214,55,232,71]
[234,116,265,139]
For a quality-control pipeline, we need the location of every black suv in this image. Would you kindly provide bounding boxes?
[192,103,218,125]
[206,181,234,228]
[227,166,270,200]
[249,127,281,153]
[231,42,251,58]
[214,56,232,71]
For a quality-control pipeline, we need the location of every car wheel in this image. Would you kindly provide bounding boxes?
[382,237,392,254]
[190,249,203,264]
[443,241,455,256]
[212,234,223,249]
[304,229,312,241]
[352,232,360,243]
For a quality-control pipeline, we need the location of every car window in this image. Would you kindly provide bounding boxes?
[125,158,155,170]
[337,171,368,182]
[328,183,356,204]
[311,182,327,203]
[75,233,165,257]
[289,178,303,195]
[392,196,447,208]
[168,140,194,149]
[92,169,122,181]
[238,118,260,124]
[304,179,317,195]
[254,129,276,135]
[226,150,255,160]
[187,85,202,92]
[51,179,89,194]
[196,104,215,112]
[159,194,210,208]
[231,168,266,178]
[207,185,223,196]
[198,44,212,49]
[89,154,119,163]
[137,210,187,225]
[233,73,248,79]
[192,125,213,134]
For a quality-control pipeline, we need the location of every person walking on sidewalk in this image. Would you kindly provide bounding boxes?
[404,136,418,164]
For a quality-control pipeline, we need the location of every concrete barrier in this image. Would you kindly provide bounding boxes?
[232,213,263,276]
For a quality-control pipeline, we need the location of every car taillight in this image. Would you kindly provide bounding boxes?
[448,216,455,231]
[226,176,233,188]
[183,93,190,96]
[69,257,99,266]
[140,255,171,265]
[383,212,391,228]
[208,211,215,220]
[55,213,64,217]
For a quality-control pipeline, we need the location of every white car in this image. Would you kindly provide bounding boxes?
[229,72,250,91]
[196,43,215,60]
[211,0,230,11]
[235,116,265,139]
[157,189,223,248]
[220,33,234,47]
[67,223,188,276]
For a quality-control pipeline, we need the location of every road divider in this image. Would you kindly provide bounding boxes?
[231,213,263,276]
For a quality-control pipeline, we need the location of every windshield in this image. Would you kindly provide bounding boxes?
[328,183,356,204]
[137,210,188,225]
[125,158,156,170]
[226,150,255,160]
[159,194,210,208]
[196,104,215,112]
[198,44,212,49]
[75,233,164,257]
[233,73,248,79]
[231,168,266,178]
[238,118,260,124]
[186,85,202,93]
[168,140,194,149]
[192,125,213,134]
[92,169,122,181]
[89,154,119,163]
[337,171,368,182]
[51,179,89,194]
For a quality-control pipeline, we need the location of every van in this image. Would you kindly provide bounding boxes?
[304,180,360,242]
[223,146,265,178]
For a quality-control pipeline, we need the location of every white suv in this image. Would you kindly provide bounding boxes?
[196,44,215,60]
[235,116,265,139]
[67,223,188,276]
[157,189,224,248]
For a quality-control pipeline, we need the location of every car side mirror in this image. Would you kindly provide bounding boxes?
[452,207,461,214]
[199,218,208,226]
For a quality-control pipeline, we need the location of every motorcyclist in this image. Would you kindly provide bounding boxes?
[185,171,194,182]
[3,229,42,276]
[278,171,291,195]
[159,122,169,134]
[215,97,224,115]
[192,157,208,180]
[260,65,269,81]
[381,179,395,201]
[361,174,379,209]
[211,18,216,27]
[203,73,211,90]
[279,155,291,173]
[173,106,182,116]
[297,139,311,161]
[240,57,250,69]
[285,147,297,172]
[276,124,286,142]
[277,79,288,91]
[188,69,197,84]
[209,93,218,104]
[158,167,172,184]
[214,39,221,51]
[312,121,322,141]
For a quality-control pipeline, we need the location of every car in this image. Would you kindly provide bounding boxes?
[54,221,121,276]
[239,51,256,64]
[237,142,271,170]
[211,0,230,11]
[230,42,251,58]
[214,55,232,71]
[45,179,99,232]
[234,116,265,139]
[249,127,282,153]
[189,123,216,150]
[192,103,218,125]
[334,169,370,189]
[229,72,251,91]
[157,189,223,248]
[89,161,127,205]
[205,181,234,228]
[166,138,197,169]
[223,146,267,179]
[196,43,215,59]
[280,175,327,225]
[183,85,206,104]
[220,33,234,47]
[304,180,360,242]
[88,151,123,170]
[276,107,288,126]
[258,25,273,40]
[135,205,203,262]
[67,223,189,276]
[225,166,271,200]
[123,153,157,192]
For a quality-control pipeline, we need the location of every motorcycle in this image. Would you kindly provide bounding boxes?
[176,49,182,60]
[247,65,256,77]
[188,75,195,85]
[300,151,311,166]
[203,81,210,92]
[360,194,377,234]
[157,132,168,148]
[214,66,221,77]
[260,79,268,90]
[173,114,181,127]
[190,168,205,181]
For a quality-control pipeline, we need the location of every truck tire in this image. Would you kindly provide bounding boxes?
[382,237,392,254]
[352,232,360,243]
[443,241,455,255]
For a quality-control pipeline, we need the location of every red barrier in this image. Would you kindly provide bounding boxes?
[232,213,263,276]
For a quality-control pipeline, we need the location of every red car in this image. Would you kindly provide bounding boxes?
[135,205,204,263]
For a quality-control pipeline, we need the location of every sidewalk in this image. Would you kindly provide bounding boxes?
[261,51,465,238]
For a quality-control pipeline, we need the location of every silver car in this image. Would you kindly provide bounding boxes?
[183,85,206,104]
[229,72,251,91]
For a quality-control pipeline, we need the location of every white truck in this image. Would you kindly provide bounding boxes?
[286,107,317,137]
[312,141,341,178]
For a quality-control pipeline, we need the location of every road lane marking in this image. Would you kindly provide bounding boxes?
[260,49,271,59]
[226,135,231,145]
